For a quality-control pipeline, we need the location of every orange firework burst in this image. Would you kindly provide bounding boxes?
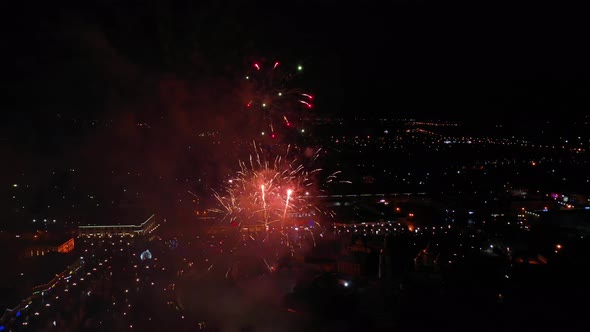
[210,142,347,229]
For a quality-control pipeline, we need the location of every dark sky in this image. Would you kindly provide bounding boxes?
[2,0,590,130]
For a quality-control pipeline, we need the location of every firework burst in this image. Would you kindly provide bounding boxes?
[242,59,313,139]
[210,142,347,229]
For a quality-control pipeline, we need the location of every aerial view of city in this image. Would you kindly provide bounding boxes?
[1,1,589,331]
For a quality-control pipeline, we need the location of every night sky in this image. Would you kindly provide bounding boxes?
[1,1,589,218]
[4,1,590,127]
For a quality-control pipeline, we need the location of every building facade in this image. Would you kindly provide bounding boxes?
[77,214,158,237]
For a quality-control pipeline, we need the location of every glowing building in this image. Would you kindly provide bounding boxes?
[77,214,159,238]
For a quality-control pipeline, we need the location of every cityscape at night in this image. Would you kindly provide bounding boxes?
[1,1,590,331]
